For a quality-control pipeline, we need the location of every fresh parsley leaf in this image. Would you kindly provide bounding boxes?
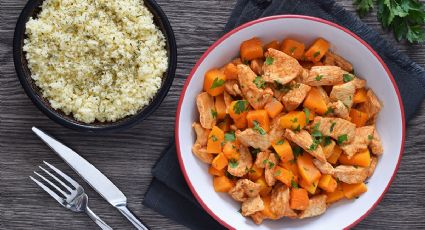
[250,148,261,158]
[225,171,236,179]
[233,100,248,114]
[211,109,217,119]
[275,80,292,93]
[291,179,299,189]
[343,73,354,83]
[330,122,336,132]
[263,159,268,165]
[210,77,225,89]
[290,117,298,123]
[324,136,332,146]
[293,146,303,159]
[325,107,334,115]
[355,0,374,17]
[289,46,297,54]
[315,74,324,81]
[224,131,235,142]
[274,169,282,176]
[253,120,266,135]
[276,139,285,145]
[337,134,348,144]
[293,124,301,132]
[268,161,275,169]
[253,76,266,89]
[210,135,218,142]
[229,159,239,168]
[368,134,373,140]
[313,51,321,58]
[265,56,274,65]
[303,108,311,123]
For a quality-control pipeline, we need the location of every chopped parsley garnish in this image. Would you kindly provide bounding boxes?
[211,109,217,119]
[324,136,332,146]
[309,142,319,151]
[315,74,324,81]
[291,179,299,189]
[337,134,348,144]
[274,169,282,176]
[210,77,225,89]
[229,159,239,168]
[263,159,268,165]
[368,134,373,140]
[289,46,297,54]
[210,135,218,142]
[253,76,266,89]
[290,117,298,123]
[330,122,336,132]
[265,56,274,65]
[293,146,303,159]
[253,120,266,135]
[343,73,354,83]
[225,171,236,179]
[275,80,292,93]
[293,124,301,132]
[250,148,261,158]
[276,139,285,145]
[303,108,310,123]
[268,161,275,169]
[325,107,334,115]
[224,131,235,142]
[309,122,323,151]
[233,100,248,114]
[313,51,321,58]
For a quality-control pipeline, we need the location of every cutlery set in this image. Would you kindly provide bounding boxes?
[30,127,149,230]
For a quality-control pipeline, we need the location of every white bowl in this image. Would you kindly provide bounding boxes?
[175,15,405,230]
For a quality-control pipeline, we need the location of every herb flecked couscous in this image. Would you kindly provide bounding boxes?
[23,0,168,123]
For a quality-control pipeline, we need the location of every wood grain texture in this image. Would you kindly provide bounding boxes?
[0,0,424,229]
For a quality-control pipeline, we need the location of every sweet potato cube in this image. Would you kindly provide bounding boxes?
[260,195,277,219]
[222,141,240,160]
[353,88,367,104]
[326,184,345,204]
[214,94,227,120]
[290,188,309,210]
[256,176,272,197]
[247,110,270,132]
[249,165,264,181]
[223,63,238,80]
[203,69,226,96]
[339,149,371,167]
[272,139,294,163]
[240,37,264,61]
[299,177,319,194]
[322,139,336,159]
[280,38,305,60]
[304,38,330,63]
[303,87,328,115]
[327,145,342,164]
[264,99,284,118]
[229,100,249,120]
[274,166,294,186]
[211,152,228,170]
[350,108,369,127]
[207,126,225,153]
[279,111,307,130]
[342,182,368,199]
[318,174,337,193]
[213,176,234,192]
[208,166,225,176]
[281,160,300,178]
[265,40,280,51]
[297,153,322,185]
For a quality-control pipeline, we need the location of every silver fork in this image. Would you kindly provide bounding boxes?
[30,161,112,230]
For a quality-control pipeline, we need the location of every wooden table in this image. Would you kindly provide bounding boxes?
[1,0,425,229]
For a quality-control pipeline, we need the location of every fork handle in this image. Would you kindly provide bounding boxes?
[116,205,149,230]
[86,206,113,230]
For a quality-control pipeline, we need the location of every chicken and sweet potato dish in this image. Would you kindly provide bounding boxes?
[191,37,383,224]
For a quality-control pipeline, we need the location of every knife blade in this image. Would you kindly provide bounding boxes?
[32,127,149,230]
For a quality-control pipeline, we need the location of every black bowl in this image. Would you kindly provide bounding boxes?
[13,0,177,132]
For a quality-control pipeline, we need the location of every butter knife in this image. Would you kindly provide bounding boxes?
[32,127,149,230]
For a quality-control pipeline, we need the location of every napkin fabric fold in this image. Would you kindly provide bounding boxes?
[143,0,425,229]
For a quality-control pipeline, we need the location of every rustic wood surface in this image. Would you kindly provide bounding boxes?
[1,0,425,229]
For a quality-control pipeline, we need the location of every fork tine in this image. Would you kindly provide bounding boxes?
[43,161,80,189]
[39,166,73,193]
[30,176,65,206]
[33,171,68,197]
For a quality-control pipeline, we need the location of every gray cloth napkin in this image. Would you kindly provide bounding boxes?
[143,0,425,229]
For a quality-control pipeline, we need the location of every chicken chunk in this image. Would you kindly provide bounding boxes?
[330,81,355,108]
[302,66,348,86]
[317,86,331,104]
[250,59,264,75]
[281,83,312,111]
[238,64,274,110]
[224,79,242,97]
[242,195,265,216]
[328,100,350,120]
[192,122,210,146]
[250,212,266,225]
[352,78,366,89]
[311,117,356,144]
[340,126,374,158]
[358,89,382,118]
[369,128,383,155]
[264,153,278,186]
[236,128,271,151]
[223,91,233,111]
[284,129,326,162]
[254,151,270,169]
[322,51,353,72]
[334,165,368,184]
[299,195,327,219]
[229,179,261,202]
[270,183,297,218]
[268,114,285,142]
[196,92,216,129]
[191,143,213,164]
[227,145,253,177]
[368,156,378,177]
[313,159,334,175]
[262,48,303,85]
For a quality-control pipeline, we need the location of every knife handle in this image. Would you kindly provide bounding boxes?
[116,205,149,230]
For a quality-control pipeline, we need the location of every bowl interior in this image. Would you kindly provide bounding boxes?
[176,16,404,229]
[13,0,176,131]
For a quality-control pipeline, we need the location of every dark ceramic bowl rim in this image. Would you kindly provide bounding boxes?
[13,0,177,132]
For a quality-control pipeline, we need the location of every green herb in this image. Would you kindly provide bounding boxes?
[354,0,425,43]
[324,136,332,146]
[233,100,248,114]
[368,134,373,140]
[325,107,334,115]
[290,117,298,123]
[330,122,336,132]
[229,159,239,168]
[263,159,268,165]
[268,161,275,169]
[275,80,292,93]
[225,171,236,179]
[315,74,324,81]
[250,148,261,158]
[265,56,274,65]
[293,124,301,132]
[276,139,285,145]
[253,121,266,135]
[309,142,319,151]
[291,179,299,189]
[211,109,217,119]
[274,169,282,176]
[293,146,303,159]
[304,108,311,123]
[337,134,348,144]
[210,135,218,142]
[313,51,321,58]
[309,122,323,151]
[253,76,266,89]
[224,131,236,142]
[289,46,297,54]
[343,73,354,83]
[210,77,225,89]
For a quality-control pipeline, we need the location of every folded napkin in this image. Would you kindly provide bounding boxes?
[143,0,425,229]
